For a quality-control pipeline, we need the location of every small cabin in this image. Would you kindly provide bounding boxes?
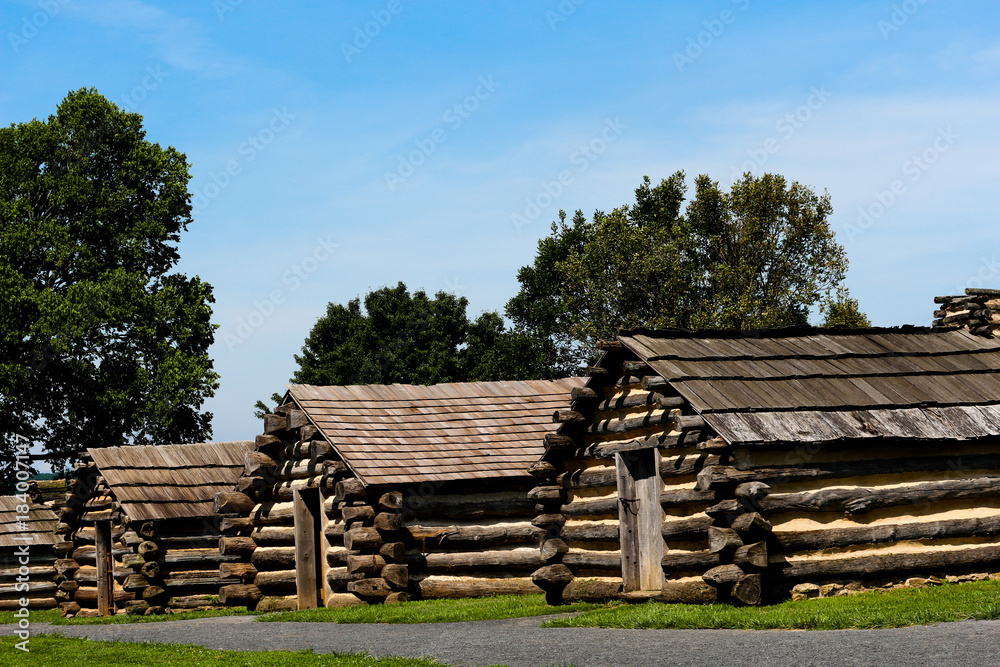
[533,312,1000,604]
[0,496,59,611]
[55,441,253,616]
[220,379,582,610]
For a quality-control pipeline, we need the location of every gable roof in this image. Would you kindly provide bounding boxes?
[88,441,254,521]
[287,379,583,485]
[618,327,1000,445]
[0,496,58,548]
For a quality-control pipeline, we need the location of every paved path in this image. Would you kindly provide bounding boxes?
[34,615,1000,667]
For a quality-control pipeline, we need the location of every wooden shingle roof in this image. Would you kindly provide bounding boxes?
[88,441,254,521]
[0,496,58,548]
[287,379,583,485]
[619,327,1000,445]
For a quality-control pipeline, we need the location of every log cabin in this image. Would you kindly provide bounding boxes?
[533,289,1000,605]
[55,440,253,616]
[220,379,582,610]
[0,496,59,611]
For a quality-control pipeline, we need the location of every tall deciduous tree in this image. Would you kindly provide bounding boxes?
[0,88,219,484]
[259,282,556,414]
[508,171,860,372]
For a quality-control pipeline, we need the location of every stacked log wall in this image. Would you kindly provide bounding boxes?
[397,477,544,601]
[220,404,356,611]
[54,457,132,616]
[701,437,1000,599]
[0,547,57,611]
[532,348,721,604]
[117,516,242,615]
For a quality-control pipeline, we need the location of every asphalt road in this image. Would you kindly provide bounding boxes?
[34,615,1000,667]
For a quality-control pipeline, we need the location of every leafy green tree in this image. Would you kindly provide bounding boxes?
[508,171,860,369]
[820,288,871,328]
[0,88,219,485]
[258,283,556,415]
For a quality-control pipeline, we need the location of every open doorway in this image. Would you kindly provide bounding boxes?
[615,449,665,593]
[293,488,327,608]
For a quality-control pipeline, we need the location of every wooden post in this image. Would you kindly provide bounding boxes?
[95,520,113,616]
[293,488,324,609]
[615,449,665,593]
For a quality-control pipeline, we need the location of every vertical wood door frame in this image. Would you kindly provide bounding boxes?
[94,519,113,616]
[616,449,665,593]
[293,488,325,609]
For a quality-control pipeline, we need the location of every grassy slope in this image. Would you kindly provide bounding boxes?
[257,594,603,623]
[546,580,1000,630]
[0,636,450,666]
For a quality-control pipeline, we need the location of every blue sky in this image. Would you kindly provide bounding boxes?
[3,0,998,442]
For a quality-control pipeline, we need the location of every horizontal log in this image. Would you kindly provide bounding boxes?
[544,433,578,450]
[776,514,1000,553]
[408,550,544,573]
[733,542,768,570]
[244,451,277,477]
[404,523,543,549]
[326,548,354,568]
[697,455,1000,491]
[342,505,376,525]
[161,576,242,589]
[531,564,574,591]
[703,563,745,588]
[344,527,383,551]
[71,588,134,605]
[250,547,296,569]
[589,410,673,436]
[677,415,705,430]
[528,461,558,479]
[251,501,295,525]
[220,536,256,557]
[255,569,297,593]
[572,386,600,401]
[252,526,296,546]
[220,517,254,535]
[162,549,242,566]
[554,410,587,424]
[590,430,709,457]
[348,578,391,599]
[558,455,720,491]
[335,478,366,502]
[0,598,59,610]
[168,594,225,610]
[0,581,56,595]
[347,555,386,574]
[214,492,255,515]
[708,476,1000,519]
[528,486,563,503]
[641,376,668,391]
[219,584,262,607]
[263,413,286,434]
[412,576,542,600]
[731,513,772,540]
[374,512,402,532]
[220,563,258,584]
[0,565,55,578]
[776,544,1000,581]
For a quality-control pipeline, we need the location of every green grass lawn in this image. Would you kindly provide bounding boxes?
[0,635,451,666]
[257,594,603,624]
[546,580,1000,630]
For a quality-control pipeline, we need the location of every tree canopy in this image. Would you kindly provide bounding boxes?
[0,88,219,483]
[260,282,555,415]
[507,171,862,373]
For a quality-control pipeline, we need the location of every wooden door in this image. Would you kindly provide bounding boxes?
[293,488,325,608]
[95,520,113,616]
[616,449,665,592]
